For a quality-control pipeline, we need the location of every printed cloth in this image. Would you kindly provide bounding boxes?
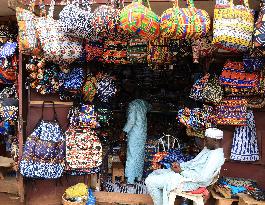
[231,110,260,161]
[253,1,265,48]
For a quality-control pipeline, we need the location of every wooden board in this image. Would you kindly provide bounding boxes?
[238,193,265,205]
[94,192,154,205]
[0,176,19,195]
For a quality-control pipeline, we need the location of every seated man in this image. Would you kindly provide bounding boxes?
[145,128,225,205]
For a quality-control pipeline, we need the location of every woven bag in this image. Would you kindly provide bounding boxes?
[35,0,83,65]
[103,40,129,64]
[127,35,148,64]
[212,0,254,52]
[119,0,160,40]
[59,0,94,39]
[147,37,172,65]
[201,75,223,104]
[160,0,211,39]
[253,1,265,48]
[189,73,210,101]
[16,0,44,55]
[85,38,104,62]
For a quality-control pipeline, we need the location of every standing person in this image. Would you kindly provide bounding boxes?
[120,91,151,185]
[145,128,225,205]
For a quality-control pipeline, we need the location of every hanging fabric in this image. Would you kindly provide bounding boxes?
[230,110,260,161]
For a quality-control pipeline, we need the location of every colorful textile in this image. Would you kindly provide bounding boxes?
[82,75,97,102]
[160,0,211,39]
[201,75,223,104]
[243,50,265,73]
[85,38,104,62]
[120,0,160,40]
[97,74,117,103]
[189,73,210,102]
[152,152,168,170]
[215,97,248,126]
[127,35,148,64]
[213,0,254,52]
[0,41,17,58]
[231,110,259,161]
[123,99,151,184]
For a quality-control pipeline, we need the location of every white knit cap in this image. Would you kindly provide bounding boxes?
[205,128,223,139]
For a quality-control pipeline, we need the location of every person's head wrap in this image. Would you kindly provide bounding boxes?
[205,128,223,139]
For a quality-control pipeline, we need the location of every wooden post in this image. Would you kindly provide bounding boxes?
[18,52,25,203]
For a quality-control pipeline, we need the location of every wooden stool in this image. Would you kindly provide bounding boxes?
[112,162,124,183]
[210,190,239,205]
[238,193,265,205]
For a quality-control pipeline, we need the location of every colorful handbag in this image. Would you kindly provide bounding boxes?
[243,49,265,73]
[212,0,254,52]
[35,0,83,65]
[127,35,148,64]
[215,97,248,126]
[97,74,117,103]
[59,0,94,39]
[201,75,223,104]
[19,101,65,179]
[26,57,60,95]
[253,1,265,48]
[120,0,160,40]
[103,40,129,64]
[82,74,97,102]
[160,0,210,39]
[0,55,18,84]
[85,38,104,62]
[92,1,130,40]
[0,41,17,58]
[59,67,85,93]
[65,126,102,170]
[16,0,43,55]
[147,37,172,65]
[189,73,210,101]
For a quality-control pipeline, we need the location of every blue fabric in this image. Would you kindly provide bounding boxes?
[219,180,247,195]
[86,188,96,205]
[123,99,151,184]
[231,110,260,161]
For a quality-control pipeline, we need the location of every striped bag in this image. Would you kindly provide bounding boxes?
[160,0,211,39]
[253,1,265,48]
[212,0,254,52]
[119,0,160,40]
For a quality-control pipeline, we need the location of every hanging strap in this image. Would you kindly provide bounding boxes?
[40,101,58,122]
[48,0,56,18]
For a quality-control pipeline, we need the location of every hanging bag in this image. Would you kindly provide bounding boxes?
[147,37,172,66]
[19,101,65,178]
[212,0,254,52]
[35,0,83,65]
[103,40,129,64]
[59,0,94,39]
[85,38,104,62]
[65,127,102,170]
[16,0,44,55]
[127,35,148,64]
[119,0,160,40]
[160,0,210,39]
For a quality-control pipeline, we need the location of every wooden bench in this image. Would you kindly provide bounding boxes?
[210,190,239,205]
[238,193,265,205]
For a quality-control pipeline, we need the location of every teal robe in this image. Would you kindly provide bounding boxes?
[123,99,151,184]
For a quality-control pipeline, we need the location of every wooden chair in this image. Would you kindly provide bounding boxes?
[168,168,221,205]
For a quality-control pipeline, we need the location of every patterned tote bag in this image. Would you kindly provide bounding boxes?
[212,0,254,52]
[59,0,94,39]
[35,0,83,65]
[19,101,65,178]
[253,1,265,48]
[65,127,102,170]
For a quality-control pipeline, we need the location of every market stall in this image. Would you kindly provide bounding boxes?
[0,0,264,204]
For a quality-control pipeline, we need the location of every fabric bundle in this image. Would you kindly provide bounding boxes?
[230,110,259,161]
[215,97,248,126]
[103,40,128,64]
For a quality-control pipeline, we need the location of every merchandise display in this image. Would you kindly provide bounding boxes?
[5,0,265,204]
